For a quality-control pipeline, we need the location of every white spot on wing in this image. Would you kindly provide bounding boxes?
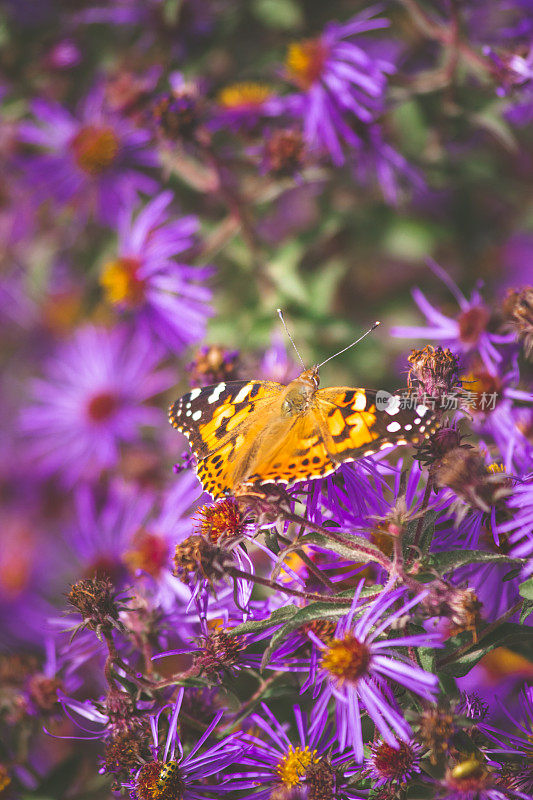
[385,396,401,416]
[416,404,428,417]
[233,384,251,404]
[387,421,401,433]
[207,383,226,404]
[353,393,366,411]
[192,410,202,421]
[189,388,201,401]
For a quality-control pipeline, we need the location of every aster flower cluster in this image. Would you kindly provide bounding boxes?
[2,2,533,799]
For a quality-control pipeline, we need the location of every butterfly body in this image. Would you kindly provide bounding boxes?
[169,368,436,500]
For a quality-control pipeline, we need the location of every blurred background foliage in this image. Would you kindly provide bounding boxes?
[3,0,533,394]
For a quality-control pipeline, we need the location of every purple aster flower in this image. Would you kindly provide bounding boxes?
[18,85,156,225]
[496,475,533,576]
[237,703,362,799]
[307,584,441,760]
[64,474,206,603]
[123,689,246,798]
[391,259,515,373]
[481,684,533,796]
[349,123,426,205]
[281,7,395,165]
[20,325,174,484]
[99,191,212,351]
[467,372,533,474]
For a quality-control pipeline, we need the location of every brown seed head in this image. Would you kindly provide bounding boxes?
[408,345,461,401]
[503,285,533,357]
[67,575,121,635]
[172,535,232,585]
[187,345,240,387]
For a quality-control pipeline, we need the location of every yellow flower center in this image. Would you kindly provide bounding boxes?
[321,634,371,682]
[285,39,327,88]
[100,257,145,307]
[487,462,505,474]
[276,746,319,787]
[217,82,273,109]
[71,125,119,174]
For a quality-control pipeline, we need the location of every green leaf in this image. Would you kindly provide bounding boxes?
[502,566,522,582]
[252,0,304,30]
[227,604,297,636]
[519,577,533,601]
[428,550,523,574]
[520,599,533,624]
[416,646,437,673]
[300,531,386,565]
[261,601,346,669]
[403,509,438,558]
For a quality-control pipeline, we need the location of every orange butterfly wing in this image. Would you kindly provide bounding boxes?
[169,379,284,499]
[315,386,434,461]
[240,411,337,492]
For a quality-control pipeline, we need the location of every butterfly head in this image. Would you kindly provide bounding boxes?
[282,367,319,416]
[299,366,320,389]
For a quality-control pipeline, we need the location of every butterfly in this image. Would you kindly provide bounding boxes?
[169,366,437,501]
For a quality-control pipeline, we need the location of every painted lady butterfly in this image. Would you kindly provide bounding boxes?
[169,366,437,500]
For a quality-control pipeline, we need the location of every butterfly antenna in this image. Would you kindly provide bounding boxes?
[316,321,381,369]
[277,308,306,369]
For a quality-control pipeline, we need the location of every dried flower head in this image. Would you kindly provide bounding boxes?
[418,705,455,764]
[103,726,151,780]
[420,582,483,641]
[134,760,186,800]
[415,425,470,471]
[304,758,337,799]
[408,345,461,401]
[24,673,63,716]
[503,285,533,357]
[67,576,125,639]
[265,129,306,177]
[193,629,243,682]
[365,739,421,788]
[152,84,201,142]
[434,447,509,513]
[187,344,240,387]
[172,535,232,585]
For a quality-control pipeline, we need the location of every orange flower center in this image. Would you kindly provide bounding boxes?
[321,634,370,682]
[71,125,119,174]
[457,306,490,345]
[286,39,328,89]
[100,257,146,307]
[217,82,273,109]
